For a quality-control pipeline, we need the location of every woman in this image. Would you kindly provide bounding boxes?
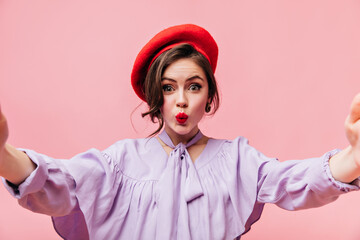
[1,24,360,240]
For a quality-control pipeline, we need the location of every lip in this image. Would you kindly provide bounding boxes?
[176,112,188,124]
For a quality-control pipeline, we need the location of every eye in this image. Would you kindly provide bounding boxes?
[162,84,174,92]
[189,83,202,91]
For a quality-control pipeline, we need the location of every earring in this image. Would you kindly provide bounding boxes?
[205,103,211,113]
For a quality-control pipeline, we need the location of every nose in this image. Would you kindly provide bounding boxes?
[176,90,188,108]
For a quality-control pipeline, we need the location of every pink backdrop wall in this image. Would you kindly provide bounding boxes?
[1,0,360,239]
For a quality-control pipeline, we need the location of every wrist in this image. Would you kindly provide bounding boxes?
[0,144,36,185]
[329,146,360,183]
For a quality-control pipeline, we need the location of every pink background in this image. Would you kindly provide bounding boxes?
[1,0,360,239]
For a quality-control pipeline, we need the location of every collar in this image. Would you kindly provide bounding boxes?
[158,129,204,149]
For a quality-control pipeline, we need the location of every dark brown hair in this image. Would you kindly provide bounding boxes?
[141,43,220,136]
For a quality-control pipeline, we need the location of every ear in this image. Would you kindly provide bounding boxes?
[205,99,212,113]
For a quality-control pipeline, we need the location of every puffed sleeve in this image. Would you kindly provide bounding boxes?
[2,148,78,216]
[254,147,360,210]
[1,146,121,240]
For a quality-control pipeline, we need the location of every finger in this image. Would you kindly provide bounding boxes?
[0,105,5,123]
[0,111,6,124]
[0,110,9,146]
[348,93,360,124]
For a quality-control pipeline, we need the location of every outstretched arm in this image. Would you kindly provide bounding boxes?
[0,108,36,185]
[330,93,360,183]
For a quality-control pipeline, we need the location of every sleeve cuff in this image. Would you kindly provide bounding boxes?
[323,149,360,192]
[2,148,49,199]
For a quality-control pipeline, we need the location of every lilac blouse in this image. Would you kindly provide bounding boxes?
[3,130,360,240]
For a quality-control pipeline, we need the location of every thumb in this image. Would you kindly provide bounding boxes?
[345,94,360,147]
[348,93,360,125]
[0,105,9,146]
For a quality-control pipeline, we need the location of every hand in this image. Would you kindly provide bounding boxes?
[345,93,360,166]
[0,106,9,157]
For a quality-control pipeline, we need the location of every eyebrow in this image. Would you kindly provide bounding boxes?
[161,75,204,82]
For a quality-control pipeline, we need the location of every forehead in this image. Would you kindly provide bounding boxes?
[162,58,206,79]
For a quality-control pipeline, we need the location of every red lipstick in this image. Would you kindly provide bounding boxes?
[176,112,188,124]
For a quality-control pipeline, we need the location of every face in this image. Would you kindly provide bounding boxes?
[161,58,209,143]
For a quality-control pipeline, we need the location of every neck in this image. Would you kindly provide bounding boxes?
[164,127,200,146]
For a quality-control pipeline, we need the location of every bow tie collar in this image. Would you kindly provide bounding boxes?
[155,130,205,239]
[158,129,204,149]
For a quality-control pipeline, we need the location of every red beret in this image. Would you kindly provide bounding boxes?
[131,24,218,101]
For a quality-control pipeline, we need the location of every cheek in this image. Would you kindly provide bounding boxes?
[160,98,173,121]
[161,97,170,113]
[193,98,207,115]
